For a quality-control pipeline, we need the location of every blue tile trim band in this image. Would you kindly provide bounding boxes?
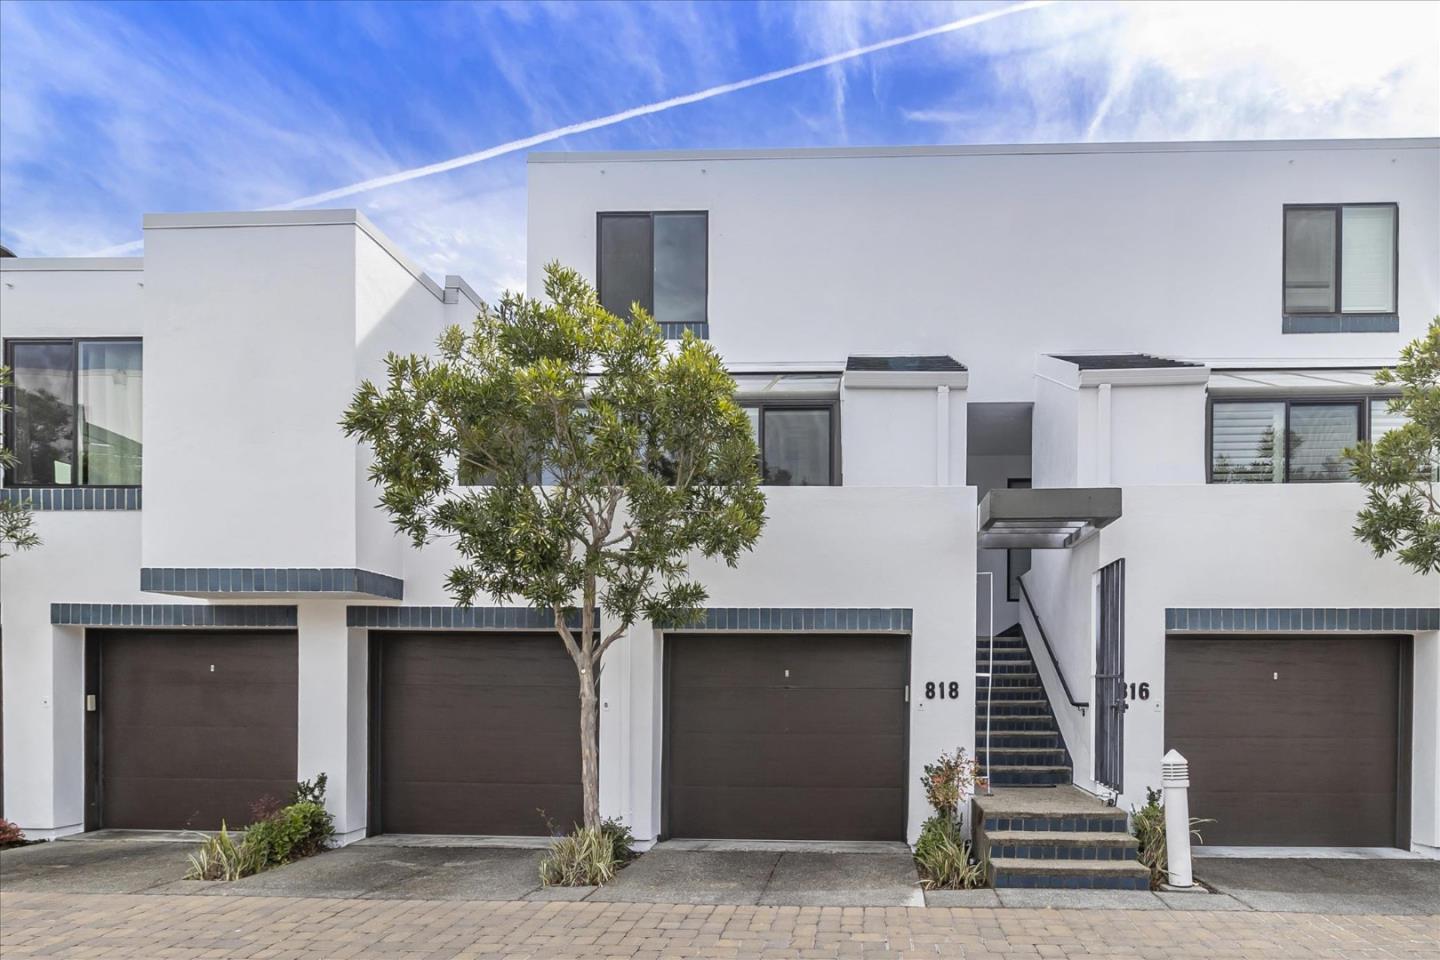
[141,568,404,600]
[660,607,913,631]
[1282,313,1398,334]
[347,605,594,630]
[1165,607,1440,632]
[51,604,297,627]
[0,487,141,511]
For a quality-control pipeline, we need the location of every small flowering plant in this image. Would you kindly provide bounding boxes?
[921,747,981,820]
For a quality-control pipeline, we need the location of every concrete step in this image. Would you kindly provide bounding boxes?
[975,648,1032,660]
[977,718,1059,732]
[984,765,1072,787]
[979,747,1070,767]
[982,700,1052,714]
[973,787,1129,834]
[978,732,1063,749]
[977,674,1041,687]
[980,662,1040,675]
[988,858,1150,890]
[980,830,1138,862]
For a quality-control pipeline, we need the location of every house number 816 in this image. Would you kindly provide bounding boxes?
[925,682,960,700]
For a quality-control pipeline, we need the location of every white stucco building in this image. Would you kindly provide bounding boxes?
[3,138,1437,882]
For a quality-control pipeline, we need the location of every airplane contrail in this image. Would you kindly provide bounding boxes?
[92,0,1050,254]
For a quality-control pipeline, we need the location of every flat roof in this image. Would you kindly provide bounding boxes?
[1049,354,1203,371]
[529,137,1438,164]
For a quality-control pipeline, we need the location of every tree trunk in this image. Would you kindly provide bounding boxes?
[578,659,601,831]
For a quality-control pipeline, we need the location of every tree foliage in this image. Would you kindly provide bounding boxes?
[0,365,41,559]
[1344,317,1440,575]
[343,262,766,828]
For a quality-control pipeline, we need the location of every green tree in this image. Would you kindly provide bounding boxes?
[343,263,767,829]
[1344,317,1440,575]
[0,365,42,558]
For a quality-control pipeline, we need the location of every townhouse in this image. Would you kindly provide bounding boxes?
[2,138,1437,868]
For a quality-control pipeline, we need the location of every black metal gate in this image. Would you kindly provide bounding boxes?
[1094,559,1125,793]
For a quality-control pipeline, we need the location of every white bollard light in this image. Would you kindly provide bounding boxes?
[1161,749,1193,889]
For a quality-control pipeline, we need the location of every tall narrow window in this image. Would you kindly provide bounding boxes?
[4,339,142,486]
[1283,203,1397,316]
[79,340,143,485]
[6,342,77,485]
[597,212,707,332]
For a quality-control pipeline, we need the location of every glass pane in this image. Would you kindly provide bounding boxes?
[762,409,830,486]
[7,342,76,485]
[1288,404,1359,481]
[653,213,707,325]
[1284,208,1336,313]
[79,341,143,485]
[597,214,652,319]
[1341,206,1395,313]
[1211,402,1285,483]
[743,406,760,439]
[1369,397,1406,441]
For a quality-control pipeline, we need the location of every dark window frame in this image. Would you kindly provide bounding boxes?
[740,396,841,487]
[2,336,143,489]
[1205,393,1394,484]
[596,211,709,330]
[1282,202,1399,319]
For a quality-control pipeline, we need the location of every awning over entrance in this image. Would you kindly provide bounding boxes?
[977,487,1121,549]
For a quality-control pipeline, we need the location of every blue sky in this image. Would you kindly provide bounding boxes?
[2,0,1436,297]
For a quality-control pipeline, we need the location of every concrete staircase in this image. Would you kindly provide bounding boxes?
[973,632,1149,890]
[975,633,1071,786]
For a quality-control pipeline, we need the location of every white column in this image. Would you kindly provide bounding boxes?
[935,385,951,486]
[1411,631,1440,858]
[1096,382,1113,486]
[296,600,368,844]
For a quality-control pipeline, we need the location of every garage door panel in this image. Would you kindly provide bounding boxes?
[666,633,908,841]
[669,635,905,689]
[380,782,583,836]
[381,733,581,784]
[1187,791,1399,847]
[1165,636,1402,847]
[668,732,906,788]
[668,786,905,842]
[101,680,298,728]
[669,687,901,736]
[97,631,298,831]
[376,632,582,835]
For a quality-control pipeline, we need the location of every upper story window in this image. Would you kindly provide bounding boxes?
[1283,204,1397,333]
[3,338,142,487]
[1209,393,1395,484]
[597,212,707,335]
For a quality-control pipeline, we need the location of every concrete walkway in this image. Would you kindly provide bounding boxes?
[3,891,1436,959]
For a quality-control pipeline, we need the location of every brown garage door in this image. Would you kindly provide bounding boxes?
[665,633,908,841]
[372,633,581,836]
[1165,635,1407,847]
[92,630,298,830]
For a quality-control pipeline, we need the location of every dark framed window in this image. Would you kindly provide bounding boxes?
[597,212,707,333]
[741,400,838,487]
[3,338,143,487]
[1283,203,1397,317]
[1208,394,1395,484]
[1006,478,1031,602]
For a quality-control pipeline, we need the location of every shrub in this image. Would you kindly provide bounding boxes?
[1132,787,1213,889]
[291,773,328,806]
[921,747,980,820]
[914,815,988,890]
[539,819,635,887]
[0,818,25,847]
[245,801,334,868]
[185,823,264,881]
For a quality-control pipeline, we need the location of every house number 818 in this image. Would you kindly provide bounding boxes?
[925,682,960,700]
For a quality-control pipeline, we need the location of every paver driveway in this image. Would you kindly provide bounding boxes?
[3,891,1438,959]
